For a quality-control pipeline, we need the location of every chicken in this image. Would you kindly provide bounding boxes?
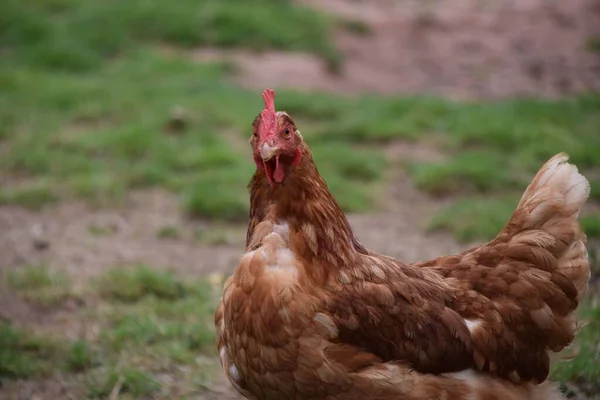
[215,89,591,400]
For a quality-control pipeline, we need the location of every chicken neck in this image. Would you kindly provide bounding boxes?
[247,146,369,268]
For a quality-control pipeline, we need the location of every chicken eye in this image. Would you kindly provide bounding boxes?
[283,128,290,137]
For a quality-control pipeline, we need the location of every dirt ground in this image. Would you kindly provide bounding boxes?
[198,0,600,99]
[1,0,599,398]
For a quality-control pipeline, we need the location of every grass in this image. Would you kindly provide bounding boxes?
[426,196,519,242]
[3,265,599,398]
[408,149,525,196]
[1,265,220,397]
[195,223,245,246]
[586,36,600,53]
[66,339,96,372]
[88,266,219,397]
[95,265,187,302]
[0,321,94,379]
[2,3,599,227]
[2,47,598,223]
[552,298,600,397]
[0,180,59,210]
[0,49,388,219]
[428,196,600,243]
[5,265,73,307]
[0,323,63,379]
[1,0,341,72]
[94,265,217,353]
[88,223,116,236]
[157,226,182,239]
[86,366,162,399]
[581,216,600,239]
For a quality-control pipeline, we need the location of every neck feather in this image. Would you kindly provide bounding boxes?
[246,145,368,267]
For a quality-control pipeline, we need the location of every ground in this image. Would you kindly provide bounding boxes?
[223,0,600,99]
[1,0,599,399]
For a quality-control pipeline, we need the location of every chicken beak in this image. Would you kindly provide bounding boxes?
[260,142,280,161]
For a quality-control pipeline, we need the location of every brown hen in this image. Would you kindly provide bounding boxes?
[215,89,591,400]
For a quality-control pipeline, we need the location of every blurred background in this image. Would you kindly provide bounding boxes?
[0,0,599,398]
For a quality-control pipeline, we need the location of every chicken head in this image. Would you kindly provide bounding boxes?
[250,89,302,186]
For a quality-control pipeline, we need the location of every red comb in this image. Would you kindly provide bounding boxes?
[258,88,276,138]
[262,88,275,113]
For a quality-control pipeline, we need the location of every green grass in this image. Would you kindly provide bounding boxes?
[552,298,600,397]
[0,323,63,378]
[88,223,116,236]
[427,196,519,242]
[1,0,340,72]
[86,366,162,399]
[157,226,182,240]
[0,49,390,218]
[5,265,73,307]
[3,264,598,398]
[339,19,372,36]
[428,196,600,243]
[194,223,246,246]
[95,265,186,302]
[0,320,100,380]
[66,339,96,372]
[581,216,600,239]
[87,266,219,397]
[586,36,600,53]
[94,265,217,354]
[2,265,220,396]
[409,149,526,196]
[397,96,600,193]
[0,180,59,210]
[2,2,599,224]
[3,46,598,221]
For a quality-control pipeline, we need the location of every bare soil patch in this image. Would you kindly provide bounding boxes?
[0,167,464,290]
[198,0,600,99]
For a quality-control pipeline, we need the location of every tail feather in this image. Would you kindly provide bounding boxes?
[501,153,591,300]
[515,153,589,226]
[415,153,591,385]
